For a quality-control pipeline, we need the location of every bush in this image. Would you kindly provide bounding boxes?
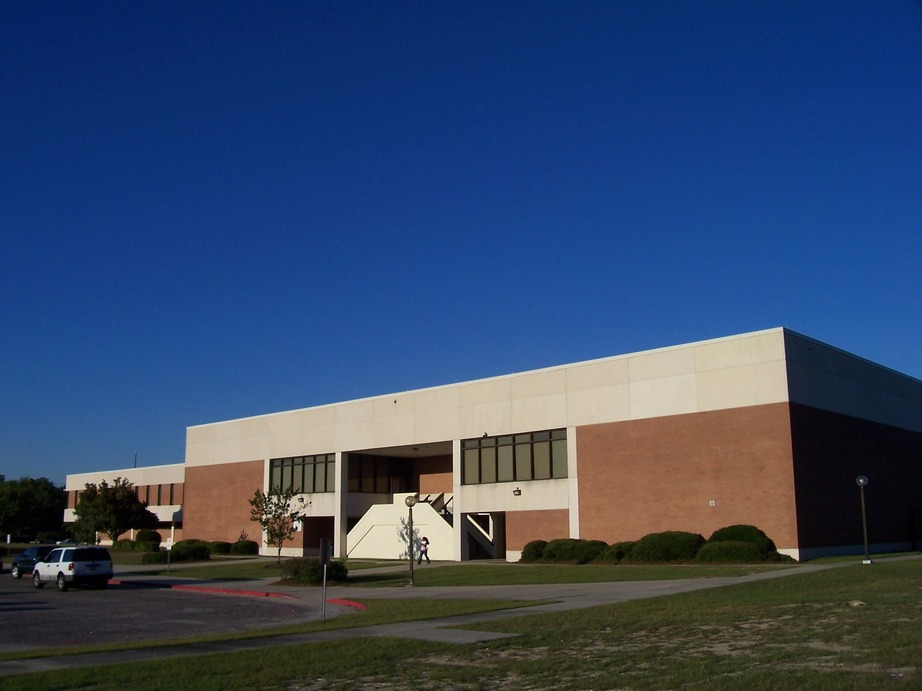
[625,531,705,563]
[540,539,608,564]
[597,541,635,563]
[520,540,548,562]
[209,541,232,555]
[573,540,608,564]
[171,539,212,562]
[695,540,764,563]
[541,538,581,563]
[707,525,776,559]
[136,530,162,549]
[231,539,260,555]
[110,539,135,552]
[141,549,168,564]
[281,558,348,585]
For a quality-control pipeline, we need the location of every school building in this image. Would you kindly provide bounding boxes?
[64,327,922,562]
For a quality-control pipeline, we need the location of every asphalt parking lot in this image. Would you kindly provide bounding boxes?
[0,568,335,653]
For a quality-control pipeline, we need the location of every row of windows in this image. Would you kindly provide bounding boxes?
[69,483,183,510]
[347,454,410,494]
[462,429,568,485]
[270,454,336,494]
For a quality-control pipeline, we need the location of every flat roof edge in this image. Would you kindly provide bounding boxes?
[188,327,788,430]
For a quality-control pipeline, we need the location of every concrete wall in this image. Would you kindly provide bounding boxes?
[184,329,792,467]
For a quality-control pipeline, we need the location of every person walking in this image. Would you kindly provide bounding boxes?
[417,536,430,565]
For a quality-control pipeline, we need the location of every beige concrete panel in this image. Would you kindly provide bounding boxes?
[628,346,696,382]
[414,407,462,443]
[696,361,790,411]
[458,478,569,513]
[372,413,415,447]
[565,358,629,391]
[694,329,785,372]
[267,412,306,457]
[510,392,568,432]
[65,464,185,491]
[185,437,215,466]
[297,425,337,456]
[335,421,375,450]
[335,399,375,424]
[373,394,416,419]
[629,374,698,419]
[510,368,567,398]
[459,377,511,407]
[411,385,461,413]
[566,383,631,426]
[458,400,511,439]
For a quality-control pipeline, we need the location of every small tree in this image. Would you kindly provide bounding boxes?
[249,485,305,562]
[73,477,160,543]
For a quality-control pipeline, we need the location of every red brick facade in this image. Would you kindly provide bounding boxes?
[183,460,264,542]
[575,403,799,549]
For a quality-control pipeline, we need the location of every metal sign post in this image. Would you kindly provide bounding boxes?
[320,538,331,623]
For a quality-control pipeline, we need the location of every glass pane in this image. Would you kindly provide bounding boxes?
[282,462,293,492]
[481,446,496,483]
[292,461,304,493]
[376,461,389,493]
[326,460,336,493]
[462,439,479,449]
[463,449,479,484]
[498,435,513,447]
[533,431,550,441]
[362,461,375,492]
[304,461,316,492]
[533,441,551,479]
[552,439,568,477]
[514,434,531,444]
[515,444,532,480]
[347,459,360,492]
[498,445,514,482]
[551,428,567,440]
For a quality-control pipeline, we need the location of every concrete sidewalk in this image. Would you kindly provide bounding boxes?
[0,557,896,679]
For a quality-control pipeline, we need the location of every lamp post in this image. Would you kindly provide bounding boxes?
[405,495,417,586]
[856,475,871,564]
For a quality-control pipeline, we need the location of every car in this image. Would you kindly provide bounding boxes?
[10,545,54,579]
[32,546,113,591]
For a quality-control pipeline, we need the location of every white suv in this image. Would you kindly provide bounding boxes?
[32,546,113,591]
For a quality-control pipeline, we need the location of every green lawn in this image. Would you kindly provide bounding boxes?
[5,558,920,689]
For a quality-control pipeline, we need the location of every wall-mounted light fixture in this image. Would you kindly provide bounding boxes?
[512,487,522,496]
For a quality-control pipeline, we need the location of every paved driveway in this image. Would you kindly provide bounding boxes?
[0,570,340,653]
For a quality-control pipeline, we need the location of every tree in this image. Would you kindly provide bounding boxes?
[0,475,66,541]
[73,477,160,543]
[249,485,306,563]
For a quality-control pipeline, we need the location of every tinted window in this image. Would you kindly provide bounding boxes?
[75,547,111,561]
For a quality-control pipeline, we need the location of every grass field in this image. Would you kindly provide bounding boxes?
[5,557,920,689]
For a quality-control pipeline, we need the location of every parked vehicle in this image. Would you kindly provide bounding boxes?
[32,546,113,591]
[11,545,55,579]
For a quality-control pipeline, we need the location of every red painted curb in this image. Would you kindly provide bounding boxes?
[326,598,367,610]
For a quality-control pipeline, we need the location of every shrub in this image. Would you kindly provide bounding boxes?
[281,558,348,585]
[110,539,135,552]
[136,530,162,549]
[231,539,260,555]
[541,538,582,563]
[625,531,705,563]
[209,541,232,555]
[171,539,212,562]
[573,540,608,564]
[520,540,548,562]
[707,525,776,559]
[141,549,168,564]
[695,540,763,563]
[597,541,635,563]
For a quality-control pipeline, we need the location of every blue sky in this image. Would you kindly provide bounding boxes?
[2,2,921,485]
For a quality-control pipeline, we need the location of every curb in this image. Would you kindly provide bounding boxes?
[109,579,296,599]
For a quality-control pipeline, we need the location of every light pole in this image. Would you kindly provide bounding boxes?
[405,495,417,586]
[856,475,871,564]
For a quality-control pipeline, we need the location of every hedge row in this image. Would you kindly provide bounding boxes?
[521,524,793,564]
[140,538,260,564]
